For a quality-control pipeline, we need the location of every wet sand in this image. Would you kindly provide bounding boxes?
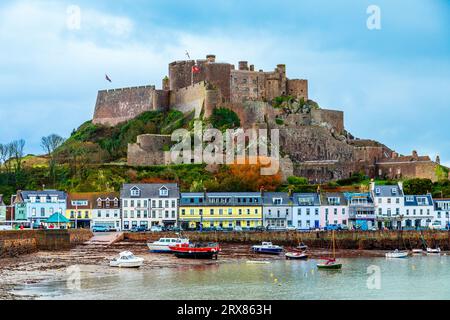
[0,240,388,300]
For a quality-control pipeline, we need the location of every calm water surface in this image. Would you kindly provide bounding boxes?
[15,255,450,300]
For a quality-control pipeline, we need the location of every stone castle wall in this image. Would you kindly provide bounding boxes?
[93,86,156,126]
[127,134,172,166]
[169,82,207,118]
[311,109,344,135]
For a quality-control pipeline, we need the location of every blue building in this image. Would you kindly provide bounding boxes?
[16,190,67,228]
[292,193,321,230]
[345,192,375,231]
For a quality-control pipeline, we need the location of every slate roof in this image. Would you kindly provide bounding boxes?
[262,192,292,206]
[20,190,67,200]
[404,194,434,207]
[121,184,179,198]
[292,193,321,206]
[373,185,404,197]
[321,192,348,206]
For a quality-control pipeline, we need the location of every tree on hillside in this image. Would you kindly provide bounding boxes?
[403,178,433,195]
[41,134,66,183]
[10,139,25,174]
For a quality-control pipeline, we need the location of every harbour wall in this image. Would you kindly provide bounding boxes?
[0,229,92,258]
[124,230,450,250]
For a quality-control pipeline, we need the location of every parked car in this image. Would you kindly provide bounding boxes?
[233,226,243,232]
[324,224,340,231]
[131,226,147,233]
[150,225,163,232]
[286,226,297,231]
[255,226,266,232]
[92,225,109,233]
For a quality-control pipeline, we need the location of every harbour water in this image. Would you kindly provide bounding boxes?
[13,254,450,300]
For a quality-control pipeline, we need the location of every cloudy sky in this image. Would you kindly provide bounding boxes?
[0,0,449,166]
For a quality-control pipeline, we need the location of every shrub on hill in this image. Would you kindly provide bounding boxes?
[208,108,241,131]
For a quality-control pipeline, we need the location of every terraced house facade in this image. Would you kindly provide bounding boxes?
[179,192,263,230]
[121,184,179,230]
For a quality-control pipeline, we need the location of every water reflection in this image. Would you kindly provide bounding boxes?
[14,255,450,300]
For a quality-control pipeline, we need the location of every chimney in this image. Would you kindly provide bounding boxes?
[370,179,375,192]
[249,64,255,72]
[206,54,216,63]
[238,61,248,71]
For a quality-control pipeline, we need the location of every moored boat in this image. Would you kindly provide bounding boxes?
[285,252,308,260]
[386,249,409,259]
[252,242,283,255]
[147,237,189,253]
[412,249,424,254]
[297,243,308,251]
[169,242,220,260]
[109,251,144,268]
[317,259,342,270]
[426,247,441,254]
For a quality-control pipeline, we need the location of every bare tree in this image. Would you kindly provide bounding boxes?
[10,139,25,173]
[41,134,66,183]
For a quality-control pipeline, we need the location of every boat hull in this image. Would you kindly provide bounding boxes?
[285,253,308,260]
[147,244,172,253]
[386,252,409,258]
[252,247,283,255]
[317,263,342,270]
[109,260,144,268]
[173,251,218,260]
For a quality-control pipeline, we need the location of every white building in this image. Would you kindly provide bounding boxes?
[403,194,434,229]
[91,193,121,231]
[433,199,450,229]
[292,193,321,230]
[371,182,405,230]
[320,193,349,228]
[121,183,179,230]
[262,192,292,229]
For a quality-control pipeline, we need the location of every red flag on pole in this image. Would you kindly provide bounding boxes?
[192,65,200,74]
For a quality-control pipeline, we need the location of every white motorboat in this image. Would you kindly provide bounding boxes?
[110,251,144,268]
[147,238,189,253]
[412,249,424,254]
[252,242,284,255]
[385,249,409,259]
[427,247,442,254]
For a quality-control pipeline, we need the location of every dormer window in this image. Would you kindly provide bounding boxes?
[30,196,36,203]
[130,187,141,197]
[40,196,47,203]
[405,196,414,202]
[417,197,428,206]
[273,198,282,205]
[97,198,102,208]
[375,188,381,195]
[113,198,119,207]
[159,186,169,197]
[392,188,397,195]
[328,197,340,205]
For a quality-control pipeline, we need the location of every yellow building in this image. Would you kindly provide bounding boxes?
[179,192,263,230]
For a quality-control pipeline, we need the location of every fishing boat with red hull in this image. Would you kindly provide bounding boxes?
[169,242,221,260]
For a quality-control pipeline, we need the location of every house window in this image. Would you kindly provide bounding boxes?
[159,187,169,197]
[130,187,140,197]
[41,208,45,217]
[182,209,186,216]
[273,198,282,205]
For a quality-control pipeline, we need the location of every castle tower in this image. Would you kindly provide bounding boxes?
[162,76,170,91]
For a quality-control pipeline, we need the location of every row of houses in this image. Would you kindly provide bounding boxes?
[2,182,450,231]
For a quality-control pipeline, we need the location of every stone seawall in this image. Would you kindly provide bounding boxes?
[0,229,92,258]
[124,230,450,251]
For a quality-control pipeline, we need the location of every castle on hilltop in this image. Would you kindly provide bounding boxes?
[92,55,448,183]
[93,54,308,126]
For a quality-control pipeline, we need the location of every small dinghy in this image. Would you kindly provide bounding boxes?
[246,260,271,265]
[110,251,144,268]
[252,242,283,255]
[427,247,441,254]
[412,249,424,254]
[285,252,308,260]
[317,258,342,270]
[386,249,409,259]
